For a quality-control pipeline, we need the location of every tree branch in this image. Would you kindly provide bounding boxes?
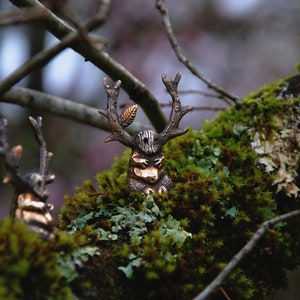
[9,0,168,132]
[155,0,241,105]
[0,3,110,96]
[0,7,46,26]
[193,209,300,300]
[1,87,148,134]
[160,103,225,111]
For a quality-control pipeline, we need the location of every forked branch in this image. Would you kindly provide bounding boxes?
[9,0,167,132]
[156,0,241,104]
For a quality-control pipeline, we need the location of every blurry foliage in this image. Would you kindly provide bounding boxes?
[0,218,98,300]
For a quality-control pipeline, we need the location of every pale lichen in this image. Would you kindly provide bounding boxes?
[250,87,300,196]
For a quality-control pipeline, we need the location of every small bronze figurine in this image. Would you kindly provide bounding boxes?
[0,116,56,239]
[99,73,192,194]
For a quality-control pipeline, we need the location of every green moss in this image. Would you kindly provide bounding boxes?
[0,218,98,299]
[57,75,300,299]
[2,75,300,299]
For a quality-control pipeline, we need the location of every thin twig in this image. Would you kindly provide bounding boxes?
[155,0,241,105]
[219,287,232,300]
[0,7,46,26]
[1,87,148,134]
[160,103,225,111]
[179,89,225,99]
[9,0,168,132]
[0,1,110,96]
[193,209,300,300]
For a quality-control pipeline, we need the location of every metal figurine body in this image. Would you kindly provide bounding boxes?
[0,117,56,239]
[99,73,192,194]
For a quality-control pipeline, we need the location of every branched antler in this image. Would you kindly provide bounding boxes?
[99,78,137,148]
[0,116,56,239]
[28,116,55,200]
[0,116,54,200]
[99,73,192,194]
[158,73,193,144]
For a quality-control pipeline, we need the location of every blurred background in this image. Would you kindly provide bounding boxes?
[0,1,300,298]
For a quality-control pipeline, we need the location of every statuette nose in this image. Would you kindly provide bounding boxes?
[133,166,159,183]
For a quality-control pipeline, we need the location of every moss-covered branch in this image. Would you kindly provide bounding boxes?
[194,209,300,300]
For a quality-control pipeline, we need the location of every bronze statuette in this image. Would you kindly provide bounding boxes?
[0,116,56,239]
[99,73,192,194]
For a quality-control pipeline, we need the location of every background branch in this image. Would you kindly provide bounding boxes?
[193,209,300,300]
[9,0,168,132]
[155,0,241,105]
[1,87,148,134]
[0,3,110,95]
[160,103,225,111]
[0,6,46,26]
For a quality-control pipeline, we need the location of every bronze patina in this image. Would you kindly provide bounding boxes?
[0,116,55,239]
[99,73,192,194]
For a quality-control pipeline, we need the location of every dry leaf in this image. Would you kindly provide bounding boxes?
[120,104,138,128]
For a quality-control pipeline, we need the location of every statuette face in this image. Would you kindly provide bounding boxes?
[0,117,56,239]
[99,73,192,194]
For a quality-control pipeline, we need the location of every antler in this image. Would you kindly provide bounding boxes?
[98,73,192,194]
[157,73,193,144]
[0,116,56,239]
[28,116,55,200]
[0,116,55,201]
[99,78,137,147]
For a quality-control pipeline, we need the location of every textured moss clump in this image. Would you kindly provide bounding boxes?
[59,75,300,299]
[0,218,98,299]
[2,75,299,299]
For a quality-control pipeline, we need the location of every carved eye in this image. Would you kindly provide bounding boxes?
[143,137,149,144]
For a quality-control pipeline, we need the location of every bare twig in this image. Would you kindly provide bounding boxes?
[179,89,226,99]
[0,40,73,95]
[1,87,148,133]
[160,103,225,111]
[155,0,241,105]
[0,7,46,26]
[0,1,110,95]
[219,287,232,300]
[193,209,300,300]
[9,0,168,132]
